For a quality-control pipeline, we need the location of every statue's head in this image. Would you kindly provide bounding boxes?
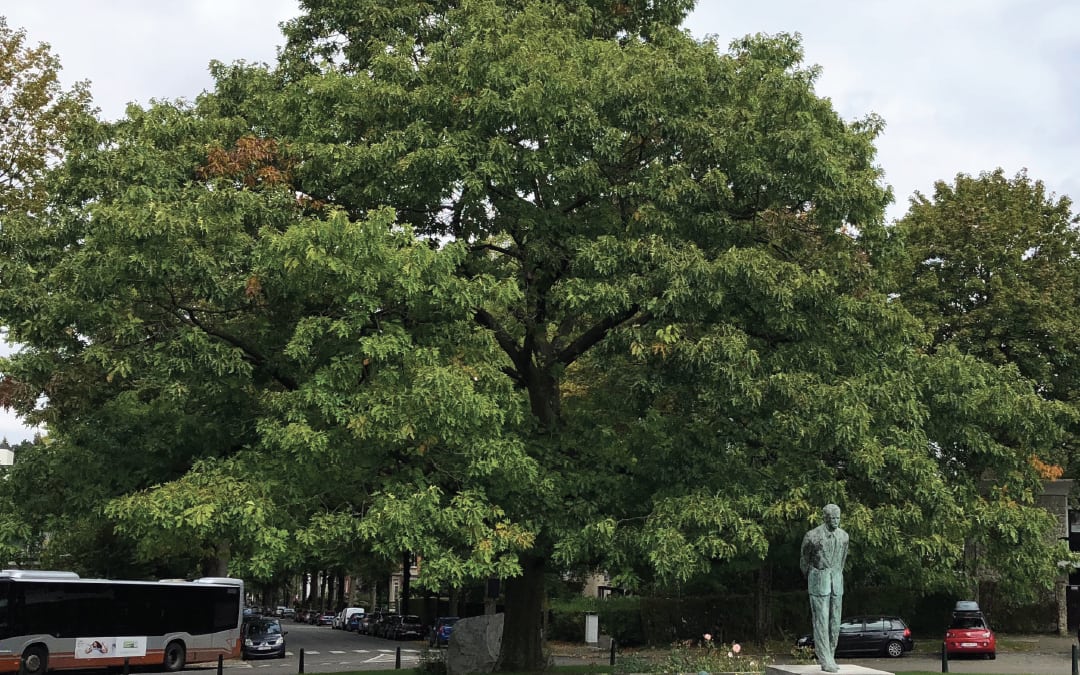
[823,503,841,531]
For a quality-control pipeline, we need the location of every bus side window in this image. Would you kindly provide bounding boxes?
[212,588,240,633]
[112,584,150,636]
[22,582,71,637]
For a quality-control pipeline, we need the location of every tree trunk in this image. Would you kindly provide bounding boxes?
[336,569,346,609]
[755,563,771,643]
[320,570,329,610]
[450,587,461,616]
[495,556,546,672]
[200,541,230,577]
[401,552,412,614]
[308,570,319,608]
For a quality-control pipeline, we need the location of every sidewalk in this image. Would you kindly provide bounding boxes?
[551,634,1080,673]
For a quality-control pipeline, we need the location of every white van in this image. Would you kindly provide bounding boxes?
[334,606,365,630]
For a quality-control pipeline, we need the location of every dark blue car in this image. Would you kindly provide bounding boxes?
[429,617,459,647]
[242,617,287,659]
[346,611,365,631]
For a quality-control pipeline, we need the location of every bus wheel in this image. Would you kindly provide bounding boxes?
[163,641,186,672]
[22,645,48,675]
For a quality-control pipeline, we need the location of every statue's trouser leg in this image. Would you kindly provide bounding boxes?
[809,594,835,669]
[828,593,842,657]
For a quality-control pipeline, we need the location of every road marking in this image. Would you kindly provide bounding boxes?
[329,650,346,654]
[365,653,420,663]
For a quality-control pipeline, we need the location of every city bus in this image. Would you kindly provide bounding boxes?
[0,570,244,675]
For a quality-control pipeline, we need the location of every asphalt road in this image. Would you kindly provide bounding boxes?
[192,621,427,674]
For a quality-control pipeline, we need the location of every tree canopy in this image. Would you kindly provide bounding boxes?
[0,3,1074,670]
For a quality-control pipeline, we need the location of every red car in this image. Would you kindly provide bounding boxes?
[944,601,996,659]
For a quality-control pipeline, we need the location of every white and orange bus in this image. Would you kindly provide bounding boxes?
[0,570,243,675]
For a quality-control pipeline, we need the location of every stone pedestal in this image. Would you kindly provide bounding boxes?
[767,665,894,675]
[445,613,504,675]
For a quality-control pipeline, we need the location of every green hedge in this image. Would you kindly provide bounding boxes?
[549,586,1062,646]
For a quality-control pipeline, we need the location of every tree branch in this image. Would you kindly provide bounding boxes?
[468,242,522,260]
[177,304,300,391]
[474,308,526,385]
[557,307,653,367]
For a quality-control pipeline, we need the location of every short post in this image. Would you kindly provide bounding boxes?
[609,637,617,666]
[1072,644,1078,675]
[299,648,305,674]
[122,658,129,675]
[217,654,223,675]
[941,642,948,673]
[395,646,401,669]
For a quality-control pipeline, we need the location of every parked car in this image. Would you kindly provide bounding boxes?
[372,612,398,638]
[944,601,996,659]
[358,612,382,635]
[429,616,459,647]
[334,606,365,630]
[242,617,287,659]
[380,614,423,641]
[378,615,401,639]
[796,615,914,658]
[346,611,366,632]
[317,612,336,626]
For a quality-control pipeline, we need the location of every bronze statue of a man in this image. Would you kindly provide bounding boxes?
[800,504,848,673]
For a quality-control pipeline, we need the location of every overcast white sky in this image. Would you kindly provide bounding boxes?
[2,1,1078,444]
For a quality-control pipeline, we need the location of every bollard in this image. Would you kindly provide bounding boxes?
[941,642,948,673]
[123,658,130,675]
[299,647,305,674]
[1072,644,1078,675]
[217,654,223,675]
[395,646,401,669]
[609,638,617,666]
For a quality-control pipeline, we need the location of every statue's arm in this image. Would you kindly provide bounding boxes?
[799,531,812,575]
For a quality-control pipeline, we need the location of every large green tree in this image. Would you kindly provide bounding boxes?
[0,17,92,216]
[889,169,1080,601]
[0,2,1072,671]
[0,18,94,567]
[262,0,1067,664]
[894,168,1080,418]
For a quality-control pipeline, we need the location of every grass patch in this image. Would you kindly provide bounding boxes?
[894,672,946,675]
